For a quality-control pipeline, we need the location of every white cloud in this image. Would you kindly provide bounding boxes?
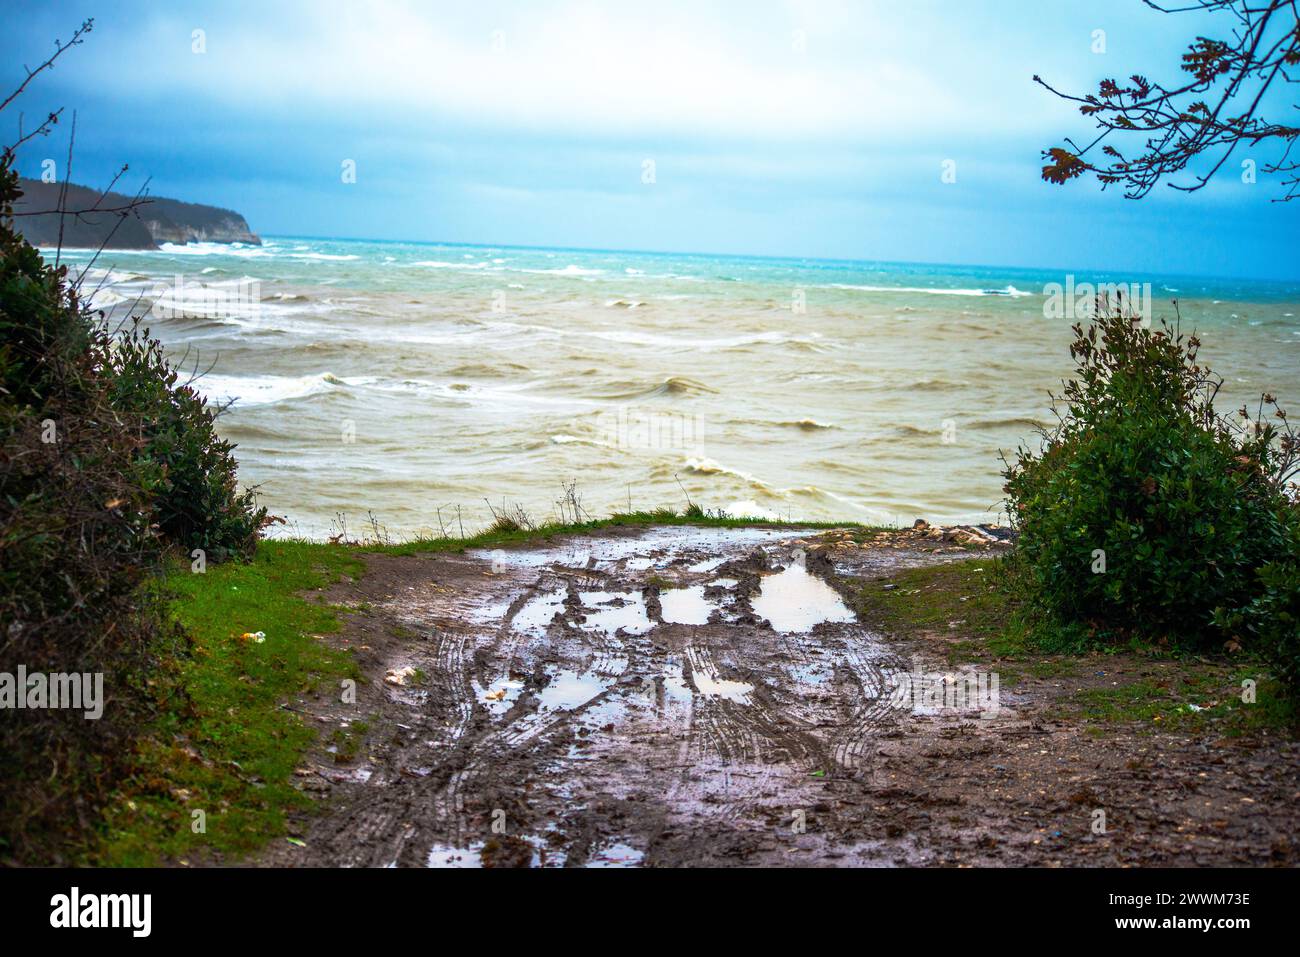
[85,0,1066,144]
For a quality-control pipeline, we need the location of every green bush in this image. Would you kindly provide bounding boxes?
[0,148,263,860]
[1,157,175,862]
[106,321,267,561]
[1004,310,1300,687]
[1215,527,1300,695]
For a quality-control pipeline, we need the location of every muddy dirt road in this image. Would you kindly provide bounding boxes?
[260,525,1298,868]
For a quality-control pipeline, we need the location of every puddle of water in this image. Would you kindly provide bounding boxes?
[476,676,526,715]
[585,842,644,868]
[538,667,614,711]
[659,585,716,625]
[427,842,485,867]
[513,586,567,633]
[688,556,727,573]
[464,597,513,625]
[691,671,754,703]
[751,563,856,633]
[791,660,831,686]
[578,591,652,634]
[710,577,738,588]
[660,662,695,707]
[686,646,753,703]
[579,695,628,729]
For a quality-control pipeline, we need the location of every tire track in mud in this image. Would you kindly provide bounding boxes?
[441,537,854,863]
[280,526,981,867]
[417,580,644,866]
[657,640,826,853]
[831,630,905,769]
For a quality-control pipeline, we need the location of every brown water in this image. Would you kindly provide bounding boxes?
[66,237,1300,537]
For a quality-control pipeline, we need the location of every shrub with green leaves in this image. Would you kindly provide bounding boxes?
[1,146,264,860]
[106,321,267,561]
[1004,309,1299,686]
[1,156,173,862]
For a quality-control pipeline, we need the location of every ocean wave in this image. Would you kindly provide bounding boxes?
[157,242,271,258]
[731,416,835,431]
[81,267,152,284]
[892,424,936,437]
[445,361,534,377]
[547,432,617,449]
[588,327,814,350]
[778,417,833,430]
[88,289,130,308]
[410,259,494,270]
[197,371,349,407]
[679,456,771,491]
[288,252,360,261]
[720,500,784,521]
[889,377,970,392]
[598,376,719,400]
[519,264,605,277]
[967,416,1049,431]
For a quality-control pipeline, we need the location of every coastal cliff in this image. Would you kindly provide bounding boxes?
[11,177,260,249]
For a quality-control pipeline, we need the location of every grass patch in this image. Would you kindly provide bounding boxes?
[368,509,864,557]
[330,718,372,763]
[850,557,1030,661]
[95,540,363,865]
[1062,671,1293,737]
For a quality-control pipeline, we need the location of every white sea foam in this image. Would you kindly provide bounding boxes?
[157,242,271,258]
[520,264,605,277]
[197,372,346,406]
[829,283,1032,298]
[410,260,493,270]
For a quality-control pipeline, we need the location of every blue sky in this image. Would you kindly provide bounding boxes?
[4,0,1298,279]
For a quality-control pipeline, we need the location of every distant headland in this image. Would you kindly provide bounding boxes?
[12,177,260,249]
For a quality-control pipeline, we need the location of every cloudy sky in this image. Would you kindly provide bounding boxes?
[4,0,1297,279]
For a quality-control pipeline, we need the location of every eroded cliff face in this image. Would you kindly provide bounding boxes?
[11,178,261,249]
[138,215,260,246]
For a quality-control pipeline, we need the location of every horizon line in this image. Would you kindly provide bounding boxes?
[261,232,1300,288]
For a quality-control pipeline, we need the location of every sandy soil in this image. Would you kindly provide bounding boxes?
[258,525,1299,867]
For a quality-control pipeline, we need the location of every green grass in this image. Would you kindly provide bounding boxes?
[95,539,363,865]
[849,557,1031,660]
[1063,672,1294,737]
[367,508,865,556]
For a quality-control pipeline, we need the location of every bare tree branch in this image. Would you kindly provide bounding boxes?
[1036,0,1300,200]
[0,18,93,115]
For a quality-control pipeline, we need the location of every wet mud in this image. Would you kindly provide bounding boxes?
[260,525,1299,868]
